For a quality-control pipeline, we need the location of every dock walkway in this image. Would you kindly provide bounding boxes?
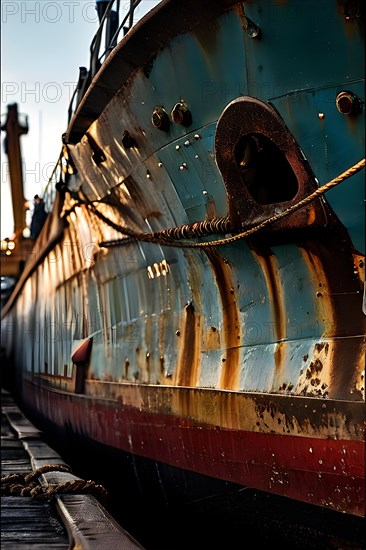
[1,388,145,549]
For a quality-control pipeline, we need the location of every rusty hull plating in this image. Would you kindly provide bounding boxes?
[1,0,365,518]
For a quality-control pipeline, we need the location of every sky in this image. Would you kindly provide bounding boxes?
[1,1,160,239]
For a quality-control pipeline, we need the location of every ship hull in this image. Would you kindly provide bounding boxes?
[1,0,365,520]
[21,377,365,517]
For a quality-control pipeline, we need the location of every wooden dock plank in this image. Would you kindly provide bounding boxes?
[1,389,146,549]
[1,408,69,550]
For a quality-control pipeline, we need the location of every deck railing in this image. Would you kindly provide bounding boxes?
[67,0,144,124]
[46,1,146,213]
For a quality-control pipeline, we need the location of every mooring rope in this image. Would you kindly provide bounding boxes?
[1,463,72,485]
[190,157,366,248]
[1,463,108,503]
[72,158,364,249]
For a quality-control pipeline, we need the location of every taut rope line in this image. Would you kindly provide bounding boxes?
[73,158,365,249]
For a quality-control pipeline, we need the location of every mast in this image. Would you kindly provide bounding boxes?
[1,103,29,239]
[1,103,33,283]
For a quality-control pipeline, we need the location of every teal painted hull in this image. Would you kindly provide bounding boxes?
[1,0,365,518]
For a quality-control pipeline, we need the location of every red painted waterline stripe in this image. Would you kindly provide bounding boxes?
[24,384,365,516]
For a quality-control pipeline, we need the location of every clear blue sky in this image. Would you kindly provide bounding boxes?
[1,1,159,239]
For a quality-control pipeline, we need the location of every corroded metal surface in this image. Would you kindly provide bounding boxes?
[21,379,365,516]
[1,0,365,518]
[215,96,328,231]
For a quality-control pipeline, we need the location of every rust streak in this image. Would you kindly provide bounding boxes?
[255,250,286,373]
[176,303,201,387]
[206,250,240,390]
[299,231,365,400]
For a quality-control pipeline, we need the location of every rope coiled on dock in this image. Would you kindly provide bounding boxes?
[1,463,108,503]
